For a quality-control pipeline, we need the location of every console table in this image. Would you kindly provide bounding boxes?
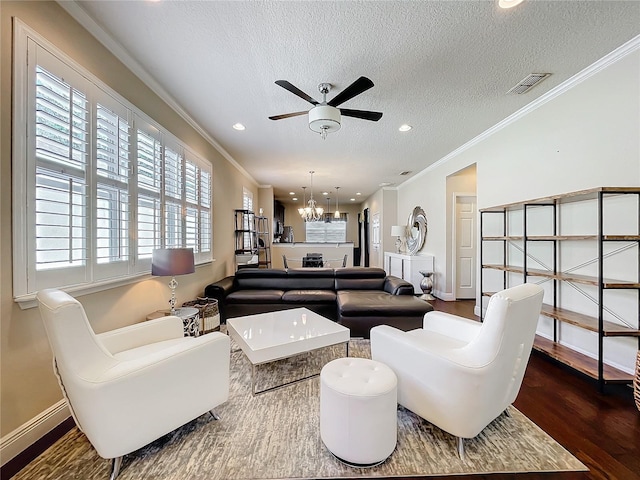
[383,252,434,295]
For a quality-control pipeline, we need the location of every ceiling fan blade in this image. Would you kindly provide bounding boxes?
[268,111,308,120]
[328,76,374,107]
[274,80,319,105]
[340,109,383,121]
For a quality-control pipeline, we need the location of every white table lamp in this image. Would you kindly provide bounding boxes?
[391,225,405,253]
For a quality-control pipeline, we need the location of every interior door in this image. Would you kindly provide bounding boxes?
[363,208,370,267]
[455,195,477,299]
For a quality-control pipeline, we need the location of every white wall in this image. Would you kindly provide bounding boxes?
[397,42,640,373]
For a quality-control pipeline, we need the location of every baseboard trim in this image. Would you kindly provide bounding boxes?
[0,400,70,468]
[434,290,456,301]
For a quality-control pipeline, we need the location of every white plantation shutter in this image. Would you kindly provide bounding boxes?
[185,160,199,252]
[199,168,212,259]
[13,29,213,299]
[94,100,131,279]
[30,58,89,291]
[136,124,163,263]
[185,152,213,262]
[242,188,254,250]
[164,144,183,248]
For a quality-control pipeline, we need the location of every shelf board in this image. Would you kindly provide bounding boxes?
[604,235,640,241]
[540,304,640,337]
[481,234,640,241]
[481,236,524,241]
[480,187,640,212]
[527,235,595,241]
[533,335,633,383]
[482,264,640,288]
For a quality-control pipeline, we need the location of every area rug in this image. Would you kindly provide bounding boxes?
[14,338,587,480]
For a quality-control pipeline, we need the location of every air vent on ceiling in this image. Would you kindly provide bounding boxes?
[507,73,551,94]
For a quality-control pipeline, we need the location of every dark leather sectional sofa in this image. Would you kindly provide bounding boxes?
[203,267,434,338]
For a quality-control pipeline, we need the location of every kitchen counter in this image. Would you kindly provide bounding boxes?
[271,243,354,268]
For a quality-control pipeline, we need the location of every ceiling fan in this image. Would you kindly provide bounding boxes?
[269,76,383,139]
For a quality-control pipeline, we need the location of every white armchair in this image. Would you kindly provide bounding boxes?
[36,289,231,480]
[370,283,544,458]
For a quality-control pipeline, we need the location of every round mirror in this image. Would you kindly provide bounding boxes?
[405,206,427,255]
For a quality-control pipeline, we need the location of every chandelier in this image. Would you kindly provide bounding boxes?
[298,171,324,222]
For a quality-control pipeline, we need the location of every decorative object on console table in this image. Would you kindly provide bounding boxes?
[182,297,221,334]
[151,248,195,315]
[419,270,435,301]
[391,225,404,253]
[146,307,200,337]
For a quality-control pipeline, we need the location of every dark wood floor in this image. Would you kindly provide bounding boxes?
[3,300,639,480]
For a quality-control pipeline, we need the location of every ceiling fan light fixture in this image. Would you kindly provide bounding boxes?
[309,105,341,139]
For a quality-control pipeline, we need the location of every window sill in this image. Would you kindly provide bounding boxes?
[14,260,214,309]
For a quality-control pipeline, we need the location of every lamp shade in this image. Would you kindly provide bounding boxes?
[391,225,405,237]
[309,105,341,134]
[151,248,195,276]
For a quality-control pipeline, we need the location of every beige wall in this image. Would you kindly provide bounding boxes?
[0,1,256,437]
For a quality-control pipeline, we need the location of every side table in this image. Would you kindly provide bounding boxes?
[146,307,200,337]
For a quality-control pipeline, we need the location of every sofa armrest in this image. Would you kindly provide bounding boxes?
[204,275,236,300]
[383,275,414,295]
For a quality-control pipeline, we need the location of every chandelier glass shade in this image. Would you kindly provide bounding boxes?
[298,171,324,222]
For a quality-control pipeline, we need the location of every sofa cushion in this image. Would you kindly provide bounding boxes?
[281,290,337,304]
[226,289,284,304]
[235,269,289,290]
[334,267,386,290]
[337,291,433,317]
[286,268,336,290]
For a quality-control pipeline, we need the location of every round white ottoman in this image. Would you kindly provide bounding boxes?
[320,357,398,466]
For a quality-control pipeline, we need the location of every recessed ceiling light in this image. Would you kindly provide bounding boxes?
[292,197,298,201]
[289,191,295,195]
[379,182,392,187]
[350,198,356,202]
[498,0,524,9]
[356,192,361,196]
[399,124,412,132]
[232,123,245,131]
[322,192,328,195]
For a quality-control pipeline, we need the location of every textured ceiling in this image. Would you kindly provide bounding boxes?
[70,0,640,206]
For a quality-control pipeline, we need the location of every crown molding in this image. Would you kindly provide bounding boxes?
[56,1,257,186]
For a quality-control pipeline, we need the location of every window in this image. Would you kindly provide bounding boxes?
[13,25,213,301]
[242,188,254,250]
[305,214,348,243]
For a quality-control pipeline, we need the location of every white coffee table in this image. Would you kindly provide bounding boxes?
[227,308,350,395]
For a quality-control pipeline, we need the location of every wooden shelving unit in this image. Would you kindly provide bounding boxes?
[256,215,271,268]
[480,187,640,390]
[234,209,257,269]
